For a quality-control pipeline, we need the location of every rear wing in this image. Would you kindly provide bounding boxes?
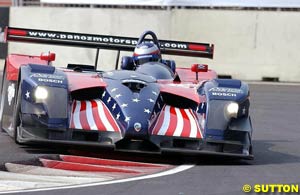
[5,27,214,59]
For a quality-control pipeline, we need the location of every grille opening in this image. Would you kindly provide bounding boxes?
[48,130,66,140]
[161,93,197,109]
[115,139,160,152]
[173,139,201,149]
[122,82,147,93]
[159,139,201,150]
[71,87,104,100]
[223,144,243,154]
[67,64,95,72]
[72,131,99,142]
[224,130,247,142]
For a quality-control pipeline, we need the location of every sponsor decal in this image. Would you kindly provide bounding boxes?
[30,73,64,80]
[38,78,63,84]
[197,64,206,69]
[209,87,243,97]
[7,83,15,106]
[25,30,188,50]
[30,73,64,84]
[211,92,237,97]
[209,87,243,94]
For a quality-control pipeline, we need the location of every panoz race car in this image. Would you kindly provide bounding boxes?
[0,27,253,159]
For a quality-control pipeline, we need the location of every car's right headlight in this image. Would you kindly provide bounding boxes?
[34,86,48,100]
[224,102,239,119]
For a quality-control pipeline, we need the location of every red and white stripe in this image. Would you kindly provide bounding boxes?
[69,99,120,132]
[152,105,203,138]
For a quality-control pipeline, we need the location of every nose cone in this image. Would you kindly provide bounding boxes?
[122,86,162,138]
[103,78,163,139]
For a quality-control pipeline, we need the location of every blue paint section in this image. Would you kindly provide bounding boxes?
[21,64,68,89]
[102,70,165,138]
[204,79,249,102]
[21,79,37,104]
[205,129,224,137]
[200,78,250,142]
[20,65,69,130]
[214,79,241,88]
[102,80,161,138]
[29,64,55,74]
[47,118,68,129]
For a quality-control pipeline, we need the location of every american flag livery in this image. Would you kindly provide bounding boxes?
[152,105,203,138]
[69,99,121,132]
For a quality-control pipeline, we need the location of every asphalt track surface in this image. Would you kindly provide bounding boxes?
[1,70,300,195]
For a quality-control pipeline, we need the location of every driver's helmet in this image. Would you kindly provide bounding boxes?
[133,42,161,66]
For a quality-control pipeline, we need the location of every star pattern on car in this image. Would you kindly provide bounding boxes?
[110,87,118,93]
[116,113,121,120]
[102,91,106,98]
[25,91,30,99]
[101,85,165,128]
[144,108,151,114]
[111,88,118,93]
[148,98,155,103]
[132,98,140,103]
[107,97,112,103]
[112,103,117,110]
[125,116,131,122]
[115,94,122,98]
[121,103,128,108]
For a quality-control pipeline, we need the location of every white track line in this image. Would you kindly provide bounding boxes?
[0,165,194,194]
[0,171,109,185]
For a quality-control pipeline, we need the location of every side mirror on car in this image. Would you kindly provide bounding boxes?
[40,52,56,65]
[191,64,208,80]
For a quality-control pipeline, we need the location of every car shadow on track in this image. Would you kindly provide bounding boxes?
[250,140,300,165]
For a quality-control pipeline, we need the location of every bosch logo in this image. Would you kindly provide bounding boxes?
[134,123,142,132]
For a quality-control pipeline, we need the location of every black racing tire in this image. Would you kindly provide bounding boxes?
[249,145,253,156]
[0,65,7,132]
[12,83,22,144]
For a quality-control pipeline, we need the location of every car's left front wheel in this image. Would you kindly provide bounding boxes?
[12,83,22,144]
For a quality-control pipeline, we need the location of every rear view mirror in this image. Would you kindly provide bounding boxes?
[191,64,208,81]
[191,64,208,73]
[40,52,56,63]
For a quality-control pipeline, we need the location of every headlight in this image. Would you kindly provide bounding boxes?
[35,86,48,100]
[224,102,239,118]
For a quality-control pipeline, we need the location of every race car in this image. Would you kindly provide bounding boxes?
[0,27,253,159]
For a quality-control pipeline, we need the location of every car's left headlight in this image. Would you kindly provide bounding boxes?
[34,86,48,100]
[224,102,239,119]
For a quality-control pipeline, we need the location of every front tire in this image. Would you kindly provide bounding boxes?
[12,83,22,144]
[0,65,8,132]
